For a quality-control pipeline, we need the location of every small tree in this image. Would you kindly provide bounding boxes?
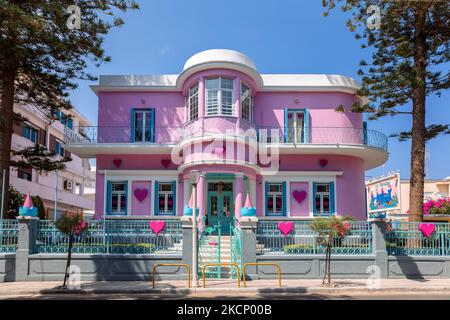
[7,185,24,219]
[55,213,88,288]
[310,216,353,286]
[31,195,46,220]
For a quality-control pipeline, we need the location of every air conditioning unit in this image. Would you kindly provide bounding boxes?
[64,180,73,191]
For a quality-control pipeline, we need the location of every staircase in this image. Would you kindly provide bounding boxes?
[198,235,233,278]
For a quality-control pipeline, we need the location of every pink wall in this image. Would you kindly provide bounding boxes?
[290,182,309,217]
[96,154,178,170]
[131,181,151,215]
[254,92,363,129]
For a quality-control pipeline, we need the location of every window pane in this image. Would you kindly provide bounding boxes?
[221,78,234,89]
[167,195,174,212]
[206,90,218,115]
[221,90,233,115]
[134,112,143,141]
[275,194,282,212]
[315,196,321,212]
[323,195,330,212]
[206,78,219,89]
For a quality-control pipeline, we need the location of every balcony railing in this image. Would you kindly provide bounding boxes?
[65,126,388,151]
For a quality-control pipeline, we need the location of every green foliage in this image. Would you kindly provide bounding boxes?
[310,215,354,246]
[55,213,88,236]
[11,144,71,174]
[321,0,449,139]
[31,195,46,220]
[7,185,23,219]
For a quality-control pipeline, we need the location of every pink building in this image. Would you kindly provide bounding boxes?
[65,49,388,230]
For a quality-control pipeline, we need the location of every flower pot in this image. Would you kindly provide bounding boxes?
[241,207,256,217]
[183,206,199,216]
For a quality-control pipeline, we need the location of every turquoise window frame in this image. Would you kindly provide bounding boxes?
[106,181,128,216]
[312,181,335,216]
[284,108,310,143]
[131,108,155,143]
[265,181,287,216]
[22,126,38,143]
[55,140,65,157]
[154,180,177,216]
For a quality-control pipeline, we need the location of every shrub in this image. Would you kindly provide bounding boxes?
[423,198,450,215]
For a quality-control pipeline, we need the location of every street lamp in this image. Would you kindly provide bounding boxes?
[189,170,201,287]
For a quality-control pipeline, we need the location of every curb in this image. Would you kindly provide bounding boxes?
[35,286,450,295]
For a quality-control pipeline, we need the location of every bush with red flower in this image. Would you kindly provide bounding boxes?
[423,198,450,215]
[55,213,88,288]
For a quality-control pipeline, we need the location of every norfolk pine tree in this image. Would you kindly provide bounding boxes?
[0,1,139,217]
[322,0,449,221]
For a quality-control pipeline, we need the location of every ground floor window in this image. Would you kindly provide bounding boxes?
[155,181,176,215]
[265,182,286,216]
[313,182,335,215]
[107,181,128,215]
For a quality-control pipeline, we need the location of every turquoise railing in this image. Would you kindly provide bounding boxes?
[256,220,372,255]
[34,219,182,254]
[0,220,19,253]
[197,221,222,278]
[65,125,388,152]
[385,221,450,256]
[230,220,242,279]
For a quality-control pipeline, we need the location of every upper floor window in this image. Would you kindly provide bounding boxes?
[313,182,335,216]
[188,84,199,121]
[241,83,252,122]
[55,139,65,157]
[53,110,73,129]
[18,167,32,182]
[22,125,39,143]
[132,109,154,143]
[285,109,309,143]
[206,77,234,116]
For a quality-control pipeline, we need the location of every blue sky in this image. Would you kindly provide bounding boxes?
[68,0,449,180]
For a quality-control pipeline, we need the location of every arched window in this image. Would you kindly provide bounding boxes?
[188,84,199,121]
[241,82,252,122]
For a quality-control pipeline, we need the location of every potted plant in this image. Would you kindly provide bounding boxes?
[423,198,450,222]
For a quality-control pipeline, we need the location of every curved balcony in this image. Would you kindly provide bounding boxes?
[64,125,388,169]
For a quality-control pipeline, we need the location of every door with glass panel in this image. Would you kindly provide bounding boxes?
[206,182,234,233]
[133,109,154,142]
[286,110,305,143]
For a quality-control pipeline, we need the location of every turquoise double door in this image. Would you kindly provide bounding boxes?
[206,184,234,234]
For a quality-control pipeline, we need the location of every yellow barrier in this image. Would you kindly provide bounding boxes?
[242,262,282,288]
[152,263,191,288]
[201,263,241,288]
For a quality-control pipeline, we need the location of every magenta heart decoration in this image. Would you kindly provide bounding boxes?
[113,159,122,168]
[161,159,171,168]
[293,190,307,204]
[150,221,166,236]
[419,223,435,238]
[134,188,148,202]
[319,159,328,168]
[278,222,294,237]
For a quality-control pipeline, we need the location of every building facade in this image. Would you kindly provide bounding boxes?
[11,104,95,219]
[64,49,388,228]
[400,177,450,214]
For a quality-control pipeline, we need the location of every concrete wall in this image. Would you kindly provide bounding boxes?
[0,254,15,282]
[27,254,184,281]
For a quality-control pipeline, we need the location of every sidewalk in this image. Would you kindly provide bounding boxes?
[1,278,450,296]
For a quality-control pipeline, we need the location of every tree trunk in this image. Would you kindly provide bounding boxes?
[408,6,427,223]
[0,62,17,218]
[63,234,74,287]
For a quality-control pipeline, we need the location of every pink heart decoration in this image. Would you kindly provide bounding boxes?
[150,221,166,236]
[134,188,148,202]
[278,222,294,237]
[293,190,307,204]
[113,159,122,168]
[319,159,328,168]
[419,223,435,238]
[161,159,171,168]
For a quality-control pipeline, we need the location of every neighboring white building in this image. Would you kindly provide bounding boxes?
[10,104,95,219]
